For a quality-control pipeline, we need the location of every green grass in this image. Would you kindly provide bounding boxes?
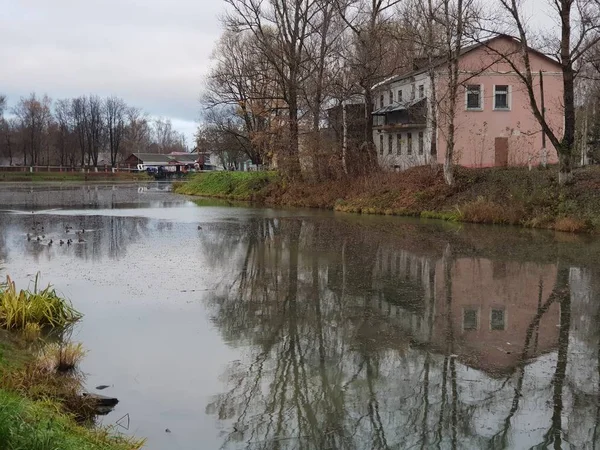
[0,276,82,330]
[0,389,139,450]
[174,171,278,201]
[0,172,150,183]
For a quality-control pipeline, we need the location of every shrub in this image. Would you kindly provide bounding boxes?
[0,276,82,330]
[460,198,524,225]
[554,217,588,233]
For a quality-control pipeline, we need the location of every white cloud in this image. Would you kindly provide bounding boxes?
[0,0,224,143]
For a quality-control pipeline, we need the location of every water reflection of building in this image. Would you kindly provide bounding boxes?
[369,247,560,375]
[203,218,600,449]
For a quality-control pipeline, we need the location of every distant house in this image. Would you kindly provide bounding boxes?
[123,152,210,171]
[372,35,563,170]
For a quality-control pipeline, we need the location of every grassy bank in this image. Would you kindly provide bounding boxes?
[0,277,142,450]
[175,166,600,233]
[0,171,151,183]
[174,171,278,201]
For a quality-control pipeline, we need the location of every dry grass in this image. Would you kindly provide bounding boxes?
[554,217,589,233]
[36,342,87,373]
[459,197,526,225]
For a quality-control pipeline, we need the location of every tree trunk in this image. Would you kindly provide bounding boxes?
[558,0,574,184]
[287,87,302,178]
[443,147,454,185]
[558,150,573,184]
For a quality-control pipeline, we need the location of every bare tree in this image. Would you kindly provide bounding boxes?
[104,96,127,166]
[486,0,600,183]
[196,124,248,169]
[71,97,88,167]
[334,0,407,169]
[54,99,76,166]
[12,93,52,166]
[123,107,152,156]
[204,31,281,166]
[224,0,321,178]
[0,119,16,166]
[84,95,104,167]
[441,0,467,185]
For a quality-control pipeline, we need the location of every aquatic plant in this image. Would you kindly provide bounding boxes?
[22,323,42,343]
[36,342,87,373]
[0,276,82,330]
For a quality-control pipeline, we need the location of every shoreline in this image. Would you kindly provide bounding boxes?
[173,166,600,234]
[0,172,151,183]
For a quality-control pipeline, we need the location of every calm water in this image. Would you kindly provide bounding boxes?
[1,183,600,449]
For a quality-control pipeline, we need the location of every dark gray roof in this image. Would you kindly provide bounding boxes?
[131,153,173,164]
[372,98,426,116]
[130,153,201,165]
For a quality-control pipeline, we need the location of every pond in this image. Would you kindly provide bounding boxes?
[0,182,600,449]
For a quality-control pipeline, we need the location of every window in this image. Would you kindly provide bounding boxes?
[419,84,424,98]
[389,91,394,104]
[379,134,384,155]
[380,94,384,109]
[463,308,479,331]
[491,309,506,331]
[466,84,482,110]
[411,84,416,100]
[398,90,403,102]
[418,132,424,155]
[388,134,393,155]
[494,85,510,110]
[397,134,402,155]
[407,133,413,155]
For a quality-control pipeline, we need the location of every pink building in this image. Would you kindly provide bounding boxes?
[372,35,563,170]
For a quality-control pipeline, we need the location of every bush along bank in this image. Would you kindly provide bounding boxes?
[0,276,144,450]
[174,165,600,233]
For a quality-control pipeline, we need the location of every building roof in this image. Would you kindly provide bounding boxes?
[372,34,561,90]
[372,98,426,116]
[128,152,202,165]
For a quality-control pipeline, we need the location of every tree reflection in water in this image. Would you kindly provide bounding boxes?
[201,218,600,449]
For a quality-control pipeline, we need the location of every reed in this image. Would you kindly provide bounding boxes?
[0,276,82,330]
[36,342,87,373]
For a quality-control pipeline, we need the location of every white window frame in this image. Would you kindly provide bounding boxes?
[397,89,403,103]
[465,84,483,111]
[388,134,393,155]
[389,90,394,104]
[397,134,402,155]
[493,84,511,111]
[418,84,424,98]
[411,83,416,100]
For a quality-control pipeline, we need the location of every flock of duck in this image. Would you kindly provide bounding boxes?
[26,222,87,247]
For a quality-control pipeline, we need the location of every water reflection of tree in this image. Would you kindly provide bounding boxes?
[203,217,600,450]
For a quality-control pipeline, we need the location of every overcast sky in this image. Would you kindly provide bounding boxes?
[0,0,226,144]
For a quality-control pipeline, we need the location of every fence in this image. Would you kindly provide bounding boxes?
[0,166,139,174]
